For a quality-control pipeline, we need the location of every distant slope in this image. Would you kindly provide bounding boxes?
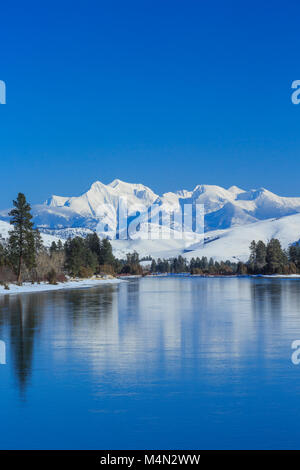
[0,220,61,247]
[184,213,300,262]
[112,213,300,262]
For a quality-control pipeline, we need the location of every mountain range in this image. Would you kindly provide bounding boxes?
[1,179,300,262]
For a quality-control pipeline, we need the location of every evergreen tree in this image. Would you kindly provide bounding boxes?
[266,238,285,274]
[34,229,44,253]
[99,238,115,266]
[121,251,142,275]
[50,241,58,255]
[0,241,5,266]
[288,243,300,271]
[150,259,157,273]
[237,261,248,275]
[248,240,256,272]
[64,237,98,277]
[208,258,215,274]
[200,256,208,271]
[85,233,101,262]
[8,193,35,284]
[255,240,267,272]
[25,229,42,274]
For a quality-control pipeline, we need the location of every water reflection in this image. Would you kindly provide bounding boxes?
[0,294,44,395]
[1,278,300,449]
[2,278,300,396]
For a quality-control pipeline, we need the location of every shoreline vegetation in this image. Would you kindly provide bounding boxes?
[1,193,300,295]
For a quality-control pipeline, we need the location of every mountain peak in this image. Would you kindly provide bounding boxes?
[90,181,106,191]
[108,178,124,188]
[227,185,245,195]
[45,195,69,207]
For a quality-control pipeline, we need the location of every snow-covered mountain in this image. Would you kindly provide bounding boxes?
[1,179,300,260]
[34,179,158,231]
[2,179,300,232]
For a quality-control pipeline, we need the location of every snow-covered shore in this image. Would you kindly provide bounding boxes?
[253,274,300,278]
[149,273,300,279]
[0,278,123,296]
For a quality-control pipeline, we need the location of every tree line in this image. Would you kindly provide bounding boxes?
[150,256,239,275]
[150,238,300,275]
[246,238,300,275]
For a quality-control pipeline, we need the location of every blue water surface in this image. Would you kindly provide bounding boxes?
[0,277,300,449]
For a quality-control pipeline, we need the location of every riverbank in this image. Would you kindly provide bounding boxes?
[148,273,300,279]
[0,277,123,296]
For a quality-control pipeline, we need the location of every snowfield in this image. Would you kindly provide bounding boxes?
[110,213,300,262]
[183,213,300,262]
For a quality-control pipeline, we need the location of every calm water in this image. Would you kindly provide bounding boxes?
[1,277,300,449]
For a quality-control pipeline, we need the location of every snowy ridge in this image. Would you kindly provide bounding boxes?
[2,179,300,233]
[1,179,300,260]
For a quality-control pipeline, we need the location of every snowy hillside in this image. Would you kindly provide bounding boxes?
[184,213,300,262]
[111,213,300,262]
[0,220,61,247]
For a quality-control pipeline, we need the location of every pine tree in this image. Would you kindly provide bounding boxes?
[288,243,300,271]
[248,240,256,272]
[208,257,215,274]
[8,193,36,284]
[50,241,58,255]
[64,236,98,277]
[85,233,101,262]
[255,240,267,272]
[99,238,115,266]
[150,259,157,273]
[200,256,208,270]
[266,238,284,274]
[0,241,5,266]
[237,262,248,275]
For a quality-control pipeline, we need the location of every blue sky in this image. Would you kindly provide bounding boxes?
[0,0,300,207]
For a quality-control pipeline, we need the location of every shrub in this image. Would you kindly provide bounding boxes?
[289,262,297,274]
[78,266,94,278]
[98,264,115,275]
[0,266,16,284]
[190,267,203,275]
[56,273,67,283]
[47,268,57,285]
